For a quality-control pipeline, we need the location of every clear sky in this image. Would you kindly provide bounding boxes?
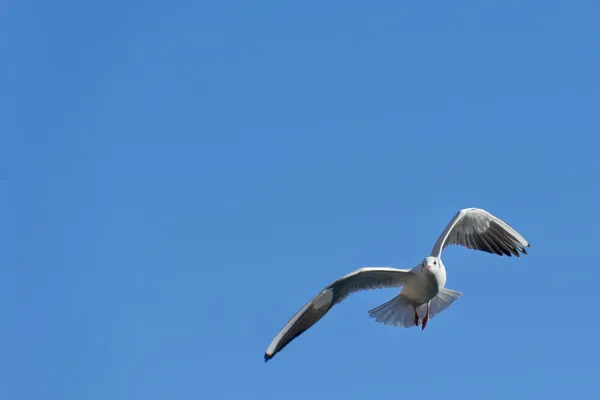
[3,1,600,399]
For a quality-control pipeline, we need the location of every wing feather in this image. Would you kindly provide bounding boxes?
[430,208,530,259]
[264,267,412,361]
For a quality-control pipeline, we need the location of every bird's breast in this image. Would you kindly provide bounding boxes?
[433,264,447,289]
[402,272,440,304]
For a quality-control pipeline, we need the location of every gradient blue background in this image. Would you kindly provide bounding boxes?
[3,1,600,399]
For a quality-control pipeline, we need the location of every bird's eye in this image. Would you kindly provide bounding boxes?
[434,261,437,265]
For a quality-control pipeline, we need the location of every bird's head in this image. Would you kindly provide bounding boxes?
[421,256,440,272]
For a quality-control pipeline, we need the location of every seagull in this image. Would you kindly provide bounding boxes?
[264,208,530,362]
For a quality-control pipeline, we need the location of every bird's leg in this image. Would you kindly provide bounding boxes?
[413,306,419,327]
[421,302,430,330]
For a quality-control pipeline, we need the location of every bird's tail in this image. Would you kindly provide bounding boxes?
[368,288,462,328]
[367,295,418,328]
[428,288,462,318]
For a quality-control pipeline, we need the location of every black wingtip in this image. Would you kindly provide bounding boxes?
[264,352,272,363]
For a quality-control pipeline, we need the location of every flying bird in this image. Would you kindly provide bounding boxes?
[264,208,530,362]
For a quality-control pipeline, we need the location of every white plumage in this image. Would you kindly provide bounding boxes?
[264,208,530,362]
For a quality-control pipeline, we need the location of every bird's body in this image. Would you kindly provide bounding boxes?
[264,208,530,362]
[365,256,452,331]
[401,258,446,304]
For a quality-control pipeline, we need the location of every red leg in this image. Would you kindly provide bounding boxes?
[413,308,419,327]
[421,303,430,330]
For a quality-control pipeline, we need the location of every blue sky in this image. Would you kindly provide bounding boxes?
[3,1,600,399]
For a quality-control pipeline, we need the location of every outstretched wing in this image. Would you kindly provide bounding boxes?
[430,208,530,258]
[264,267,412,362]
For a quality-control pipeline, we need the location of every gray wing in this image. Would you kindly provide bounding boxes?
[264,267,412,362]
[430,208,530,258]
